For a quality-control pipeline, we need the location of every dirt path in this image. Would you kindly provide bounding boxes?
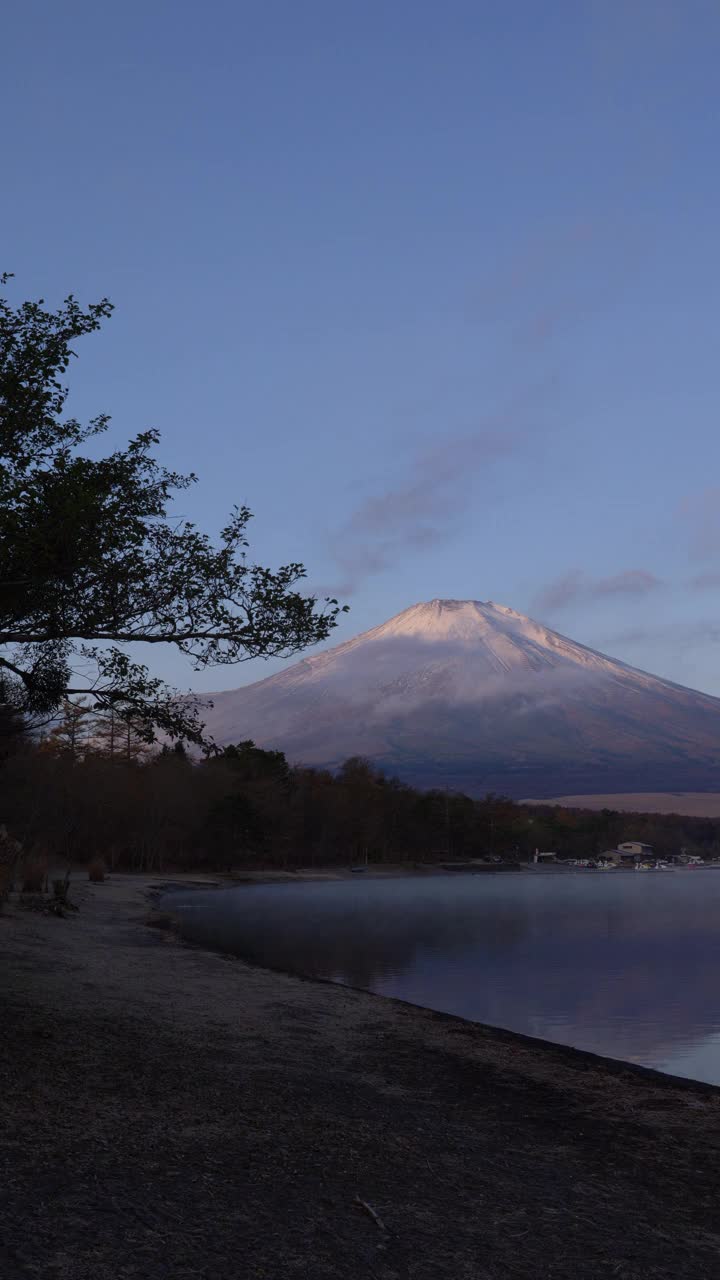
[1,874,719,1279]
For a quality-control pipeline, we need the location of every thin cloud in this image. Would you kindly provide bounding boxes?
[611,621,720,649]
[610,627,655,646]
[689,572,720,591]
[598,620,720,695]
[347,432,513,534]
[534,570,585,612]
[323,429,521,596]
[535,568,662,613]
[593,569,662,597]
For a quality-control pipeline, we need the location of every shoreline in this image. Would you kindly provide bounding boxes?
[2,873,720,1278]
[151,856,720,889]
[152,877,720,1097]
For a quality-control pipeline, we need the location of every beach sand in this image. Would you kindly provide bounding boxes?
[1,873,719,1279]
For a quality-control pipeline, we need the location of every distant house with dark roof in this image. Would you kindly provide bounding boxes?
[608,841,654,864]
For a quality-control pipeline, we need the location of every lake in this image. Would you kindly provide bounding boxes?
[160,870,720,1085]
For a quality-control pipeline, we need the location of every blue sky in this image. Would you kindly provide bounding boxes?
[3,0,720,695]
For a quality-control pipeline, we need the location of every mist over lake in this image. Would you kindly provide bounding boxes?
[163,870,720,1086]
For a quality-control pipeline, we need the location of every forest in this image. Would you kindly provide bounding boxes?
[2,701,719,874]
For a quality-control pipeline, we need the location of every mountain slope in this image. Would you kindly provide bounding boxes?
[202,600,720,798]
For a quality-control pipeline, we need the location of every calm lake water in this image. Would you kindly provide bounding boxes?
[161,871,720,1086]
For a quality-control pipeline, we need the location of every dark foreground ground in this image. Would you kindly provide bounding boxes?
[1,875,720,1280]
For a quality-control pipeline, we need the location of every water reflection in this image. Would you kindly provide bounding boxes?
[162,872,720,1084]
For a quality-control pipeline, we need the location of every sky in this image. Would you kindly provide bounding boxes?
[3,0,720,696]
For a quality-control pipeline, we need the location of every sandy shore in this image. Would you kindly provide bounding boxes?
[2,874,720,1279]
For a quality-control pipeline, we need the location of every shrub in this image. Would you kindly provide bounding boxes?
[49,877,78,915]
[52,877,69,903]
[88,858,107,882]
[21,859,48,894]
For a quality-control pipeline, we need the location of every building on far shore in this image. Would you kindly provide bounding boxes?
[606,841,654,865]
[532,850,557,864]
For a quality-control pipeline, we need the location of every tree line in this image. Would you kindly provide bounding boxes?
[2,706,719,872]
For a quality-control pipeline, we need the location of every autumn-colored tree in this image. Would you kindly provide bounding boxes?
[43,699,93,761]
[90,708,149,764]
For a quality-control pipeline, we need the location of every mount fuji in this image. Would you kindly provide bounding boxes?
[202,599,720,798]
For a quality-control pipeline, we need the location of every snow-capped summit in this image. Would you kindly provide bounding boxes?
[356,598,626,672]
[374,599,526,639]
[341,598,546,643]
[203,599,720,798]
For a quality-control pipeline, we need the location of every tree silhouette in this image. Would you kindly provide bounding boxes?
[0,276,346,744]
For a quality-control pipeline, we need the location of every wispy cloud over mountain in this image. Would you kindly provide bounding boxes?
[533,570,585,612]
[535,568,662,613]
[322,429,521,596]
[611,620,720,652]
[593,569,662,597]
